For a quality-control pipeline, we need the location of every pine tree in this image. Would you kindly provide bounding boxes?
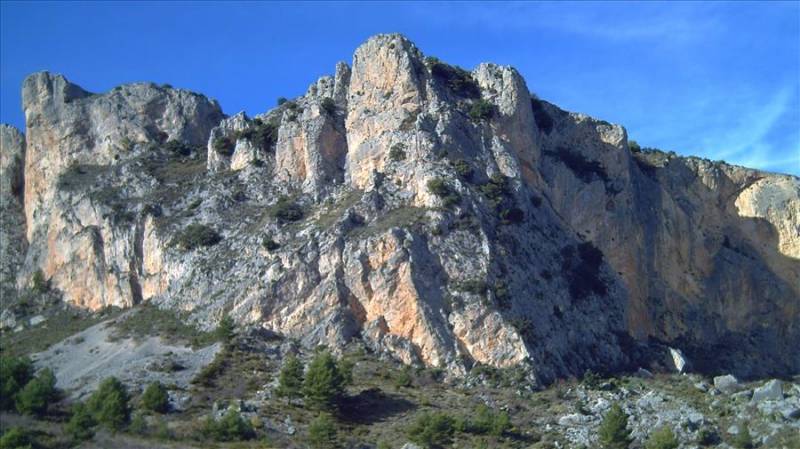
[15,368,58,416]
[215,315,236,344]
[598,403,632,449]
[141,381,169,413]
[66,402,96,442]
[308,413,338,449]
[0,356,33,410]
[86,377,130,430]
[276,354,304,399]
[302,351,346,411]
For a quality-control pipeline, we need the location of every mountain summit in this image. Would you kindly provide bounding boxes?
[1,33,798,383]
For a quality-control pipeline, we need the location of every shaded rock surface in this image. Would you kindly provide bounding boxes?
[1,33,798,381]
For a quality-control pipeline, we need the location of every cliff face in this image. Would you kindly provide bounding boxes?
[1,34,797,381]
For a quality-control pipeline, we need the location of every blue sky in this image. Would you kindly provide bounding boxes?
[2,1,798,175]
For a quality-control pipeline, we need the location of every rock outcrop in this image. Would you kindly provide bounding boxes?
[1,124,27,308]
[1,34,797,382]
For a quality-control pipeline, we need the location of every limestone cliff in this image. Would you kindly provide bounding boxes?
[1,34,797,381]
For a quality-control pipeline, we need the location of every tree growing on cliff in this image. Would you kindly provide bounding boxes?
[598,403,632,449]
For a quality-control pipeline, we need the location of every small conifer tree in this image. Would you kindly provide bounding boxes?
[276,354,304,399]
[302,351,346,411]
[141,381,169,413]
[598,403,632,449]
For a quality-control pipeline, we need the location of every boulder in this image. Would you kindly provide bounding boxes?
[714,375,739,394]
[668,347,690,373]
[751,379,783,403]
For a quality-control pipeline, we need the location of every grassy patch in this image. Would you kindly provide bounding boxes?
[314,190,363,230]
[350,207,429,239]
[110,303,217,348]
[0,307,122,357]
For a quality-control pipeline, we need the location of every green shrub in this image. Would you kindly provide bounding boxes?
[308,413,338,449]
[469,404,511,436]
[479,174,510,205]
[302,351,348,411]
[141,381,169,414]
[499,207,524,224]
[394,367,413,388]
[406,411,454,448]
[163,140,193,156]
[469,99,496,121]
[212,136,235,156]
[696,427,719,446]
[276,354,305,399]
[598,403,632,449]
[730,423,753,449]
[31,270,49,294]
[237,118,279,150]
[0,356,33,410]
[202,409,254,441]
[262,236,280,251]
[628,140,641,153]
[645,426,678,449]
[389,143,406,162]
[427,57,480,98]
[455,279,487,295]
[15,368,57,416]
[86,377,130,431]
[173,224,221,250]
[321,98,336,115]
[277,97,288,105]
[271,197,304,222]
[427,178,460,207]
[452,159,474,181]
[0,427,31,449]
[191,351,226,387]
[215,315,236,344]
[66,402,96,442]
[129,411,148,434]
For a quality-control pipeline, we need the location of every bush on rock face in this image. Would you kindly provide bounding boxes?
[469,99,496,121]
[173,224,221,250]
[271,197,304,223]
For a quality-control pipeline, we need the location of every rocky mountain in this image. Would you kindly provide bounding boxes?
[1,33,798,384]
